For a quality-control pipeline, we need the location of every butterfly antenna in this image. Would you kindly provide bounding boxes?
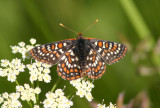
[60,23,78,34]
[82,19,99,33]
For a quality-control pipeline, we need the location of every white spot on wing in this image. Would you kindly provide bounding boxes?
[63,43,67,46]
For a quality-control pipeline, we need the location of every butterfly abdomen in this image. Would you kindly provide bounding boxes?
[75,38,89,67]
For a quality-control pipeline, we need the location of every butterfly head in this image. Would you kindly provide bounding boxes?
[77,33,84,39]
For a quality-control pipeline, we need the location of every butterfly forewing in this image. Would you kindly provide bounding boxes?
[30,39,75,65]
[88,39,127,65]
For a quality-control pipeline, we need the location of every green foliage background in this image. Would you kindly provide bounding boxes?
[0,0,160,108]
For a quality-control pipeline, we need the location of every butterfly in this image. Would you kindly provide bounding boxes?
[30,32,127,80]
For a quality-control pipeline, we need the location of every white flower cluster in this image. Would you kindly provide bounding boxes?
[0,58,25,82]
[43,89,73,108]
[11,38,38,59]
[70,78,94,102]
[16,84,41,103]
[27,61,51,83]
[97,102,116,108]
[0,92,22,108]
[34,105,40,108]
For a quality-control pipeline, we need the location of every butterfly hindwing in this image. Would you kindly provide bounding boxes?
[86,49,106,79]
[57,47,82,80]
[30,39,75,65]
[87,39,127,65]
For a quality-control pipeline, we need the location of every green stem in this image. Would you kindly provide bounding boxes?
[15,80,19,85]
[51,78,60,92]
[36,81,39,104]
[119,0,151,39]
[27,101,32,108]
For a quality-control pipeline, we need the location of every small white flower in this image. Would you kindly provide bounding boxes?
[97,104,106,108]
[7,73,16,82]
[76,89,86,98]
[18,42,25,47]
[26,45,34,51]
[30,38,36,45]
[12,58,21,66]
[1,59,9,67]
[106,102,116,108]
[11,46,20,53]
[19,47,27,54]
[2,92,8,99]
[16,86,24,92]
[43,89,73,108]
[70,78,94,101]
[43,74,51,83]
[0,96,4,104]
[0,68,7,77]
[34,87,41,94]
[27,64,35,70]
[55,89,64,96]
[85,92,93,102]
[34,105,40,108]
[27,61,51,83]
[0,92,22,108]
[24,84,30,89]
[10,93,20,100]
[30,74,38,82]
[43,68,50,73]
[16,84,41,103]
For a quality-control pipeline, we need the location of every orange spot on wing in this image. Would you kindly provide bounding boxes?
[97,66,100,70]
[64,38,76,41]
[113,46,116,50]
[58,43,63,48]
[68,56,72,63]
[52,45,55,50]
[98,41,102,47]
[76,76,80,78]
[30,50,33,53]
[95,69,98,72]
[62,76,66,79]
[41,60,44,62]
[74,69,78,72]
[53,51,56,54]
[98,73,102,77]
[105,43,108,48]
[56,53,60,58]
[63,67,67,72]
[92,55,95,62]
[70,69,73,72]
[62,63,65,68]
[67,70,69,74]
[85,38,96,40]
[58,72,62,76]
[71,77,75,80]
[66,52,70,56]
[92,68,95,71]
[99,62,102,66]
[57,67,59,71]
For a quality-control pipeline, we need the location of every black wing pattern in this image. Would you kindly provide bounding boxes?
[30,39,76,65]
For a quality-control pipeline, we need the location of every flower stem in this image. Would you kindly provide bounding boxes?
[119,0,151,39]
[36,81,39,104]
[51,78,60,92]
[27,101,32,108]
[15,80,19,85]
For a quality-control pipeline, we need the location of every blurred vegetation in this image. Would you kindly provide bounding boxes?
[0,0,160,108]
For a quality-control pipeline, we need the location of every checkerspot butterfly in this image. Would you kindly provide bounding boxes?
[30,33,127,80]
[30,22,127,80]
